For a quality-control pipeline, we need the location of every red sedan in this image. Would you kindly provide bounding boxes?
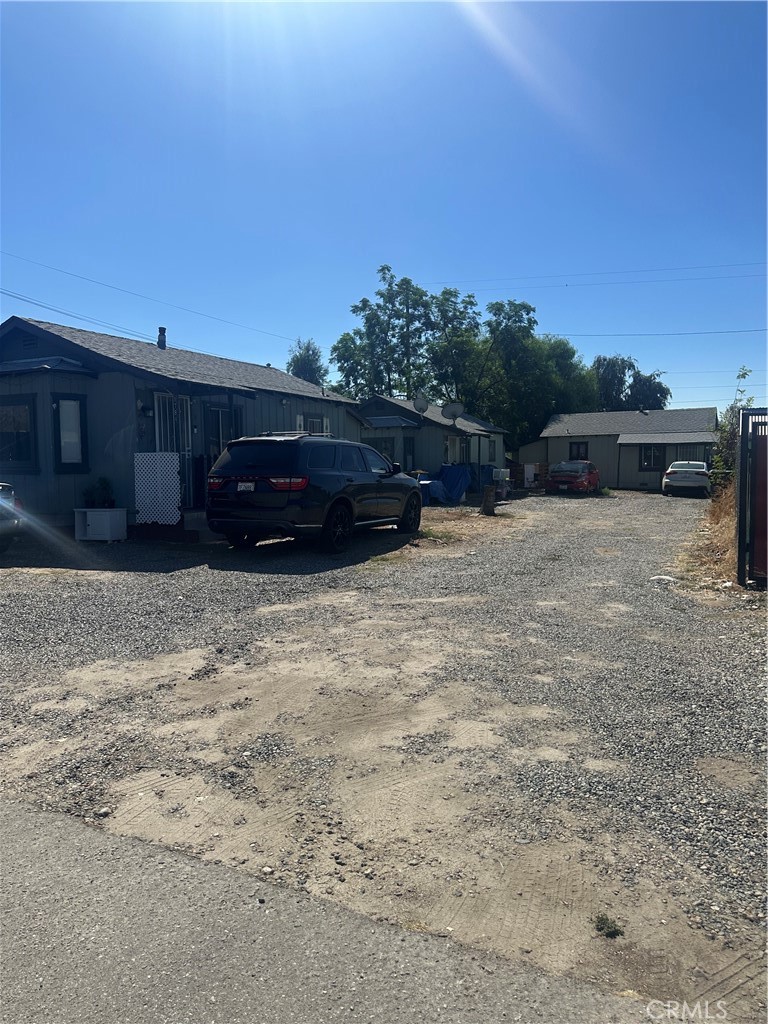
[544,460,601,495]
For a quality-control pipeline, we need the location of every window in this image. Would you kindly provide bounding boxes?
[569,441,588,460]
[459,437,470,463]
[375,437,396,462]
[307,444,336,469]
[677,443,711,464]
[488,439,497,462]
[403,436,415,471]
[639,445,664,471]
[340,445,366,472]
[363,448,391,475]
[0,395,38,472]
[53,394,88,473]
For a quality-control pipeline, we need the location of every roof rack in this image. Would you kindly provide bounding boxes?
[255,431,336,438]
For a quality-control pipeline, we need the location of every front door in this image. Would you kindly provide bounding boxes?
[155,393,194,508]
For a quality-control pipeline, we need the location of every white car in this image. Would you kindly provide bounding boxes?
[661,461,711,497]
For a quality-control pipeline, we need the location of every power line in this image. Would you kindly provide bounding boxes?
[424,261,766,286]
[0,289,156,342]
[661,383,767,389]
[0,250,298,343]
[468,273,764,293]
[543,328,766,338]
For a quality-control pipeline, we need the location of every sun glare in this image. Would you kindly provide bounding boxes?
[454,0,596,144]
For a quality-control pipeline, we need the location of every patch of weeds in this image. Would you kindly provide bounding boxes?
[600,487,613,496]
[418,526,459,543]
[359,552,402,570]
[594,912,624,938]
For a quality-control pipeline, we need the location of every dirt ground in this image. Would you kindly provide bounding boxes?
[1,498,765,1021]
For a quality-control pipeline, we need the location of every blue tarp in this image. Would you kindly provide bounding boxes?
[437,464,473,503]
[428,479,449,504]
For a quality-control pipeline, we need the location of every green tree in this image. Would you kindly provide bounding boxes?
[286,337,328,387]
[591,354,671,411]
[425,288,483,403]
[331,265,432,399]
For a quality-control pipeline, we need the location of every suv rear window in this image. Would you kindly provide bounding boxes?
[213,441,299,473]
[307,444,336,469]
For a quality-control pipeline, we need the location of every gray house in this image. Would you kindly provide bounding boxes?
[517,407,718,490]
[0,317,362,525]
[359,395,506,477]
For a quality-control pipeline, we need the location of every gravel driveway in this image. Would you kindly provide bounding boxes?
[1,492,765,1021]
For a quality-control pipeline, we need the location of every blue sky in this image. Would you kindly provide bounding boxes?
[1,1,765,410]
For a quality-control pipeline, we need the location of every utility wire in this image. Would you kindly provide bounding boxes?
[3,249,766,343]
[0,289,156,342]
[0,250,297,343]
[468,273,764,293]
[540,328,766,338]
[424,261,766,285]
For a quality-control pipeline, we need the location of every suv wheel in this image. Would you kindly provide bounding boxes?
[226,532,257,549]
[322,502,352,553]
[397,493,421,534]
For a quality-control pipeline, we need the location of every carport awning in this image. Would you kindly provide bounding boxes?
[617,431,718,445]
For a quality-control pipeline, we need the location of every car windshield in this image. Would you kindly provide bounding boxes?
[668,462,707,471]
[550,462,586,474]
[212,441,299,473]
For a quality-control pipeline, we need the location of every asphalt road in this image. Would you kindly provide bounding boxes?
[1,799,646,1024]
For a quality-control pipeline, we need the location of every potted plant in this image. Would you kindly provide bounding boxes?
[83,478,115,508]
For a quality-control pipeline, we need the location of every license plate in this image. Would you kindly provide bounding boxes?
[237,482,255,492]
[559,484,568,491]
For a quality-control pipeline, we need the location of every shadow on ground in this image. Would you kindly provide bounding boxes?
[0,526,417,576]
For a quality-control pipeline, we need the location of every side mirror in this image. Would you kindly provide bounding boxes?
[390,462,402,474]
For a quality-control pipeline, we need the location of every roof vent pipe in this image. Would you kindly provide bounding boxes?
[157,327,167,350]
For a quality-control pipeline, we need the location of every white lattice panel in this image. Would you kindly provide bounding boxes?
[134,452,181,525]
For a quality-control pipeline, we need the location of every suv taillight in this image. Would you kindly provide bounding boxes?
[207,477,227,490]
[267,476,309,491]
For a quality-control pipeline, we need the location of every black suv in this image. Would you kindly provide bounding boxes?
[206,433,422,552]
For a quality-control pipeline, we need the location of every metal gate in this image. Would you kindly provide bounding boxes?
[737,408,767,587]
[154,393,193,508]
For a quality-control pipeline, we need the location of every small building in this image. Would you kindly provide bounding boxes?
[358,395,506,480]
[0,317,362,525]
[518,407,718,490]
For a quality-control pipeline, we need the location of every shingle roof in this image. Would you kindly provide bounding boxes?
[540,407,718,437]
[617,431,718,445]
[370,395,504,436]
[11,319,355,403]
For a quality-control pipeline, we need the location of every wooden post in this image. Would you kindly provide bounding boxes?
[481,484,496,516]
